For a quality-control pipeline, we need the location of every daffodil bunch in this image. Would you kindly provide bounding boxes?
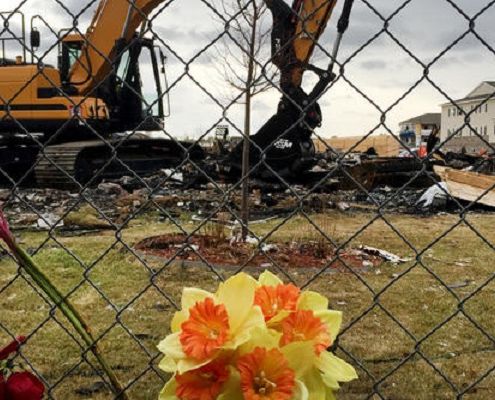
[158,271,357,400]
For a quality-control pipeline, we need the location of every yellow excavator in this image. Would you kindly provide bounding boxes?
[0,0,354,186]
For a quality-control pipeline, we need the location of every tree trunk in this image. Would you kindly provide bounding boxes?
[241,1,258,240]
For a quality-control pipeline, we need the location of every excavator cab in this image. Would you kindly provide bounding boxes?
[58,34,84,86]
[56,30,168,134]
[110,36,167,131]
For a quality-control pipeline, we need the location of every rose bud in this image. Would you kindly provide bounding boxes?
[5,372,44,400]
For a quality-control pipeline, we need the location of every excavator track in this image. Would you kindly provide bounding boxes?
[35,138,205,188]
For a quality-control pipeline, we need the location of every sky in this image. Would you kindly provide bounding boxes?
[2,0,495,140]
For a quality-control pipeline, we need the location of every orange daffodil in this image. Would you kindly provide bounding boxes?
[254,271,358,400]
[158,272,357,400]
[158,273,265,374]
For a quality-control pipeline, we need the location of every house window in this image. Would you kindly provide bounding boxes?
[484,126,487,136]
[485,103,488,113]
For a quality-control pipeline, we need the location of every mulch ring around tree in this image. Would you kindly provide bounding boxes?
[134,233,383,272]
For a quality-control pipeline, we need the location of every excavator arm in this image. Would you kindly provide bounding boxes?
[69,0,165,96]
[225,0,355,179]
[266,0,337,90]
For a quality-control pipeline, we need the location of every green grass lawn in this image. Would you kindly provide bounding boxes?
[1,209,494,399]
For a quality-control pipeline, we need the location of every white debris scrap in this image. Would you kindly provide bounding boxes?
[416,182,449,209]
[161,168,183,183]
[359,245,410,264]
[261,243,278,252]
[37,213,64,229]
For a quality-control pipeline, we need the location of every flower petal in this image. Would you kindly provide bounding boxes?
[157,332,212,373]
[326,389,337,400]
[181,288,214,310]
[302,369,327,400]
[316,351,358,387]
[171,288,215,333]
[171,312,186,334]
[314,310,342,342]
[298,291,329,311]
[157,333,186,360]
[258,270,283,286]
[5,371,45,400]
[294,379,309,400]
[176,357,213,375]
[0,336,26,361]
[238,326,280,354]
[227,307,265,349]
[266,309,291,327]
[282,341,317,378]
[217,367,243,400]
[216,273,258,333]
[158,355,177,373]
[158,377,177,400]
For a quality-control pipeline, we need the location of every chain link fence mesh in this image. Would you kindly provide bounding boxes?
[1,0,495,398]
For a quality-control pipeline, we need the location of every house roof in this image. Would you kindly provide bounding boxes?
[399,113,441,126]
[441,81,495,105]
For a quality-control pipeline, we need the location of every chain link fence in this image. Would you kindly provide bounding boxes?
[1,0,495,398]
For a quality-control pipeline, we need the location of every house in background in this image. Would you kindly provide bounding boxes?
[399,113,441,149]
[441,81,495,152]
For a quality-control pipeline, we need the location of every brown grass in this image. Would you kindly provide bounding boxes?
[0,210,494,399]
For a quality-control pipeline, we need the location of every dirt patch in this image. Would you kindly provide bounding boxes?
[134,233,383,271]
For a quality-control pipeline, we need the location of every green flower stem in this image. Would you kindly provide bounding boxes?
[10,242,129,400]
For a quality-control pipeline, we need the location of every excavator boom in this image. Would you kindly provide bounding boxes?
[266,0,337,89]
[69,0,164,96]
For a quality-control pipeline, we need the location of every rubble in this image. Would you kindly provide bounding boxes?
[416,182,449,210]
[0,179,479,232]
[135,233,384,272]
[1,150,494,231]
[434,166,495,208]
[358,246,410,264]
[314,153,434,190]
[447,280,473,289]
[37,213,64,230]
[97,182,125,196]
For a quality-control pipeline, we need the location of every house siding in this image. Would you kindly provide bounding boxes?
[440,82,495,150]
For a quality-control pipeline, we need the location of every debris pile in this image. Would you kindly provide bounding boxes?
[134,232,386,273]
[1,145,494,231]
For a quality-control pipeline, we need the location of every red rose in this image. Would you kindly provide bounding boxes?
[0,337,26,361]
[4,372,44,400]
[0,337,44,400]
[0,211,14,249]
[0,374,6,400]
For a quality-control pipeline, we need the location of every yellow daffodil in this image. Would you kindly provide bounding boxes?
[255,271,358,398]
[158,273,265,374]
[157,271,357,400]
